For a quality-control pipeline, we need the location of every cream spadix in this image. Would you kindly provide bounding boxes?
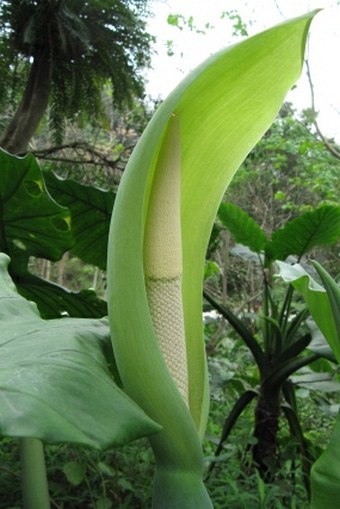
[144,115,188,403]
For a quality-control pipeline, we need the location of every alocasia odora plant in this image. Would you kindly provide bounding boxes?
[107,11,319,508]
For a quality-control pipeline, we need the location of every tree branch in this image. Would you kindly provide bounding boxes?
[33,141,135,171]
[305,59,340,160]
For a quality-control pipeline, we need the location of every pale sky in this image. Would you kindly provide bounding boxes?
[145,0,340,141]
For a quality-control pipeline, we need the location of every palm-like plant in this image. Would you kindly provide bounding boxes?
[0,0,153,154]
[205,202,340,495]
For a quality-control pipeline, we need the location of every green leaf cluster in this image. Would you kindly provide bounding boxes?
[206,201,339,488]
[226,105,340,228]
[218,201,340,265]
[0,148,112,318]
[0,148,159,452]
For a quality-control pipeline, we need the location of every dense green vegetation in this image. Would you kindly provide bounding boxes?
[0,0,153,153]
[0,381,337,508]
[0,5,339,509]
[226,104,339,228]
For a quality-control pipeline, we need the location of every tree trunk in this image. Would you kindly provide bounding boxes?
[252,394,280,479]
[57,252,69,286]
[0,48,52,155]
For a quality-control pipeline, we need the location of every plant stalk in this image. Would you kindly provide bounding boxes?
[20,437,50,509]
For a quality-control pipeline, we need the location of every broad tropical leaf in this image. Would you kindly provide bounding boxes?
[0,151,107,318]
[44,172,114,270]
[268,205,340,261]
[311,413,340,509]
[15,267,107,319]
[218,202,267,254]
[0,148,73,260]
[313,260,340,342]
[308,263,340,509]
[277,261,339,361]
[0,253,159,448]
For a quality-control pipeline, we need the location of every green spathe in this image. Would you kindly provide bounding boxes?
[107,12,318,508]
[153,470,213,509]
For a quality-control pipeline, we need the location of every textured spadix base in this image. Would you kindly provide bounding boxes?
[146,275,188,402]
[152,468,214,509]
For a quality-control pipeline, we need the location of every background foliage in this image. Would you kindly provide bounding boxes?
[0,3,339,509]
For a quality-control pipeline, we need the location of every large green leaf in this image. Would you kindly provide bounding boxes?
[107,12,317,508]
[0,149,73,260]
[44,172,114,270]
[0,150,108,318]
[308,262,340,505]
[268,205,340,261]
[218,202,267,254]
[313,260,340,343]
[15,267,107,319]
[0,253,159,448]
[277,261,339,361]
[311,412,340,508]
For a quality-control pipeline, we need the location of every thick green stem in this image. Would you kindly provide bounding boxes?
[152,468,213,509]
[20,438,50,509]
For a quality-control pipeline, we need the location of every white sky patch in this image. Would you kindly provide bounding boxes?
[145,0,340,141]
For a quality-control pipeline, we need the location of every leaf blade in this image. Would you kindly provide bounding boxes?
[268,205,340,261]
[0,149,73,260]
[218,202,267,254]
[44,172,114,270]
[277,261,339,362]
[311,412,340,509]
[0,253,159,448]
